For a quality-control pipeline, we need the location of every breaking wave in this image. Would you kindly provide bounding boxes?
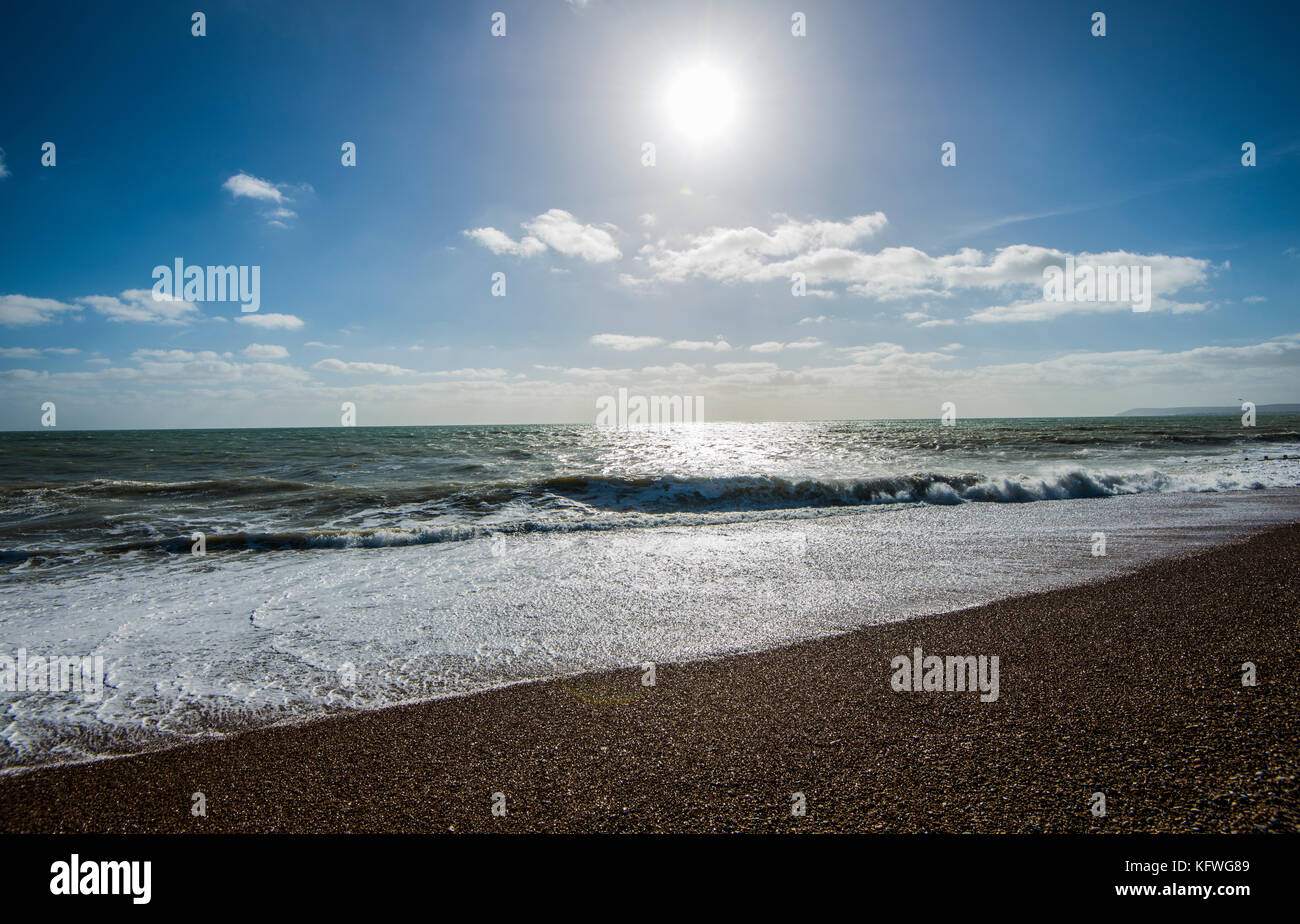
[3,466,1293,561]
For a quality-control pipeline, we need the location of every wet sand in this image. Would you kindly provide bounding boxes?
[2,524,1297,833]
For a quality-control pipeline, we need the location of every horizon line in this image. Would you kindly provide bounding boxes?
[6,408,1300,434]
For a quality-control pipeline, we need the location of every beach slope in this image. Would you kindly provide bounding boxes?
[2,525,1297,833]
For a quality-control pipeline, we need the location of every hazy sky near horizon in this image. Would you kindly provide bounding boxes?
[1,0,1297,429]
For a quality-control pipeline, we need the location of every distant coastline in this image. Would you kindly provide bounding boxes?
[1116,404,1300,417]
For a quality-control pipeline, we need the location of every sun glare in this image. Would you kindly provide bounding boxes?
[664,64,738,143]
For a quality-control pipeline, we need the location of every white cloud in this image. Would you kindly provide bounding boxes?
[0,295,83,327]
[629,212,888,285]
[465,209,621,263]
[222,172,308,225]
[590,333,664,351]
[669,339,732,352]
[839,342,908,364]
[313,358,414,376]
[0,346,79,358]
[555,365,635,379]
[0,352,311,390]
[137,360,307,383]
[714,361,781,374]
[133,348,230,362]
[639,362,702,377]
[103,350,310,384]
[967,295,1206,324]
[429,367,508,379]
[80,289,200,324]
[8,333,1298,426]
[0,148,9,179]
[522,209,622,262]
[623,214,1211,321]
[235,313,305,330]
[222,172,285,202]
[750,338,823,353]
[463,227,546,257]
[243,343,289,360]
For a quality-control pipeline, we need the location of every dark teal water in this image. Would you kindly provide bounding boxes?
[2,417,1298,565]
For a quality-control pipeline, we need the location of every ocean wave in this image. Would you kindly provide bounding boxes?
[529,467,1287,512]
[0,476,319,500]
[3,466,1295,561]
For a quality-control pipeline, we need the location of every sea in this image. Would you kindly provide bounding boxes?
[2,416,1299,770]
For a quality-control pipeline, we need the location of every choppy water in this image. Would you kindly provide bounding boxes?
[2,417,1299,770]
[3,417,1299,564]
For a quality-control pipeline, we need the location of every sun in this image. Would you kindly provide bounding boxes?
[664,64,738,144]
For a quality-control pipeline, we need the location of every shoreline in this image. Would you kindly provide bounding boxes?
[3,490,1295,780]
[1,523,1298,833]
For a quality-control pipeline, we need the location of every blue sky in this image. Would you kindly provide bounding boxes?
[1,0,1297,428]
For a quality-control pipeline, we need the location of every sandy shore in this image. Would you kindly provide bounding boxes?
[2,523,1297,833]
